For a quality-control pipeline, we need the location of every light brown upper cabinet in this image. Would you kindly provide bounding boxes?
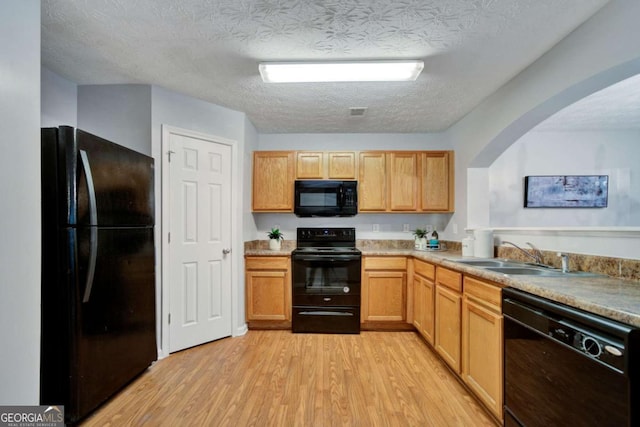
[295,151,324,179]
[421,151,454,212]
[252,151,294,212]
[358,152,387,211]
[388,152,419,211]
[253,150,453,213]
[327,152,357,179]
[359,151,453,213]
[295,151,357,179]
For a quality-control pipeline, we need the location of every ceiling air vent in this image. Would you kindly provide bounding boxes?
[349,107,367,117]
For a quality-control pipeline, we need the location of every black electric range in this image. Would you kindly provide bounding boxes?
[291,227,361,334]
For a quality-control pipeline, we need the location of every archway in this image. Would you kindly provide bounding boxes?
[470,57,640,168]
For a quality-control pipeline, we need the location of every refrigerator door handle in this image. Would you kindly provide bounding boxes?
[79,150,98,303]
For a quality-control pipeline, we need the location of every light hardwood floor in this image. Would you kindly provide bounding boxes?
[82,331,497,426]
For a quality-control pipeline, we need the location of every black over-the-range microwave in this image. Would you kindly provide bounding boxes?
[294,180,357,217]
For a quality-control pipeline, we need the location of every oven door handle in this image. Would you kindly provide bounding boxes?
[294,256,361,262]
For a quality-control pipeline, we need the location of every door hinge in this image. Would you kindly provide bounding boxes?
[168,150,175,162]
[168,313,171,324]
[168,232,171,243]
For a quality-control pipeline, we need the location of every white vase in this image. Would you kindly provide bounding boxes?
[269,239,282,251]
[414,237,427,250]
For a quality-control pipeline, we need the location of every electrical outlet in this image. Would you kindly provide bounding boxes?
[402,224,410,232]
[426,224,434,233]
[372,224,380,232]
[274,224,280,230]
[452,223,458,234]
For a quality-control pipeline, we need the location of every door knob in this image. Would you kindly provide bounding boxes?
[222,248,232,255]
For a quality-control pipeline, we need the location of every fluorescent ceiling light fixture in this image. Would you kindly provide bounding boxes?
[259,60,424,83]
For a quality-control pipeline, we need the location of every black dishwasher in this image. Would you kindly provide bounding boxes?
[503,288,639,427]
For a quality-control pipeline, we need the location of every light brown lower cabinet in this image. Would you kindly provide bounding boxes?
[362,257,407,322]
[434,266,463,374]
[462,276,504,422]
[413,259,435,345]
[245,256,291,321]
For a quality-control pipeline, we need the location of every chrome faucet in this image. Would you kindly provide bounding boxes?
[502,241,544,265]
[557,252,570,273]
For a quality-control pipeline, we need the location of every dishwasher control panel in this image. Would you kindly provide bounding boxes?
[503,287,634,374]
[548,319,626,371]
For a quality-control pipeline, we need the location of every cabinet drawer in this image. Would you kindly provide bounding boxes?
[414,259,435,280]
[464,276,502,310]
[245,256,290,270]
[294,294,360,307]
[363,256,407,270]
[436,267,462,293]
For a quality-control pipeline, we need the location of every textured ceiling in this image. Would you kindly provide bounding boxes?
[41,0,610,133]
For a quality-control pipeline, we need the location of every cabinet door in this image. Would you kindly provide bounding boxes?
[462,296,503,420]
[413,277,424,332]
[388,152,419,211]
[420,277,435,345]
[296,151,324,179]
[435,285,462,373]
[252,151,294,211]
[358,152,387,211]
[413,276,435,345]
[421,151,453,212]
[245,270,290,321]
[362,271,406,321]
[328,152,357,179]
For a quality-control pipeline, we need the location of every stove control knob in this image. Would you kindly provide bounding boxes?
[343,286,350,293]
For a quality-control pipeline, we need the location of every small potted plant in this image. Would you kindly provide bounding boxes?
[413,228,428,250]
[267,228,284,251]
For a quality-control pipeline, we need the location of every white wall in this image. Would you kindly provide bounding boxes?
[78,84,152,155]
[244,118,259,239]
[490,130,640,227]
[445,0,640,258]
[151,86,249,348]
[0,0,41,404]
[259,132,450,151]
[41,67,77,127]
[256,132,453,241]
[241,117,259,328]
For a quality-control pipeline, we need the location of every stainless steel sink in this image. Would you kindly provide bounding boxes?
[450,258,605,277]
[485,267,564,276]
[485,266,604,277]
[453,259,529,268]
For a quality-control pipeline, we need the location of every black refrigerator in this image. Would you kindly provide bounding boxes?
[40,126,157,424]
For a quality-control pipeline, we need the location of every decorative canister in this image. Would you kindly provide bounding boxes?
[473,229,494,258]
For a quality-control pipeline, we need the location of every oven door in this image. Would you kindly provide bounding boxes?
[292,253,361,297]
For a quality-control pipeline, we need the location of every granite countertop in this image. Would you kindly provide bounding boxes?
[245,246,640,328]
[370,249,640,328]
[244,248,293,256]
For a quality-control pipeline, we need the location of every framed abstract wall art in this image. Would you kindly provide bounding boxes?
[524,175,608,208]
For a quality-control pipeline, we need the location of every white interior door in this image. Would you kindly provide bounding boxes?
[166,129,232,353]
